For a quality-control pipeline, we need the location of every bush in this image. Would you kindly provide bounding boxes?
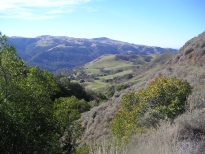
[105,86,115,98]
[111,77,192,146]
[115,83,129,92]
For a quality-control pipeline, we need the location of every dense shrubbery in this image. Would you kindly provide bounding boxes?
[111,76,192,146]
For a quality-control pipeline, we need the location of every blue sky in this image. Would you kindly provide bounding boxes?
[0,0,205,48]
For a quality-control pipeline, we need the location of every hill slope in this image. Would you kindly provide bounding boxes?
[80,52,175,144]
[7,36,177,72]
[168,31,205,66]
[79,31,205,148]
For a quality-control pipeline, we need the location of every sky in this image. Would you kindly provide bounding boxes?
[0,0,205,49]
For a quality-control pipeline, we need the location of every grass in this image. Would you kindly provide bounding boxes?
[82,54,156,90]
[127,64,162,86]
[85,80,110,90]
[100,70,133,80]
[85,75,132,90]
[85,117,205,154]
[84,55,136,78]
[85,55,135,70]
[84,68,102,75]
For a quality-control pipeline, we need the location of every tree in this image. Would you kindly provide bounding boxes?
[53,76,90,101]
[0,32,31,152]
[0,35,60,152]
[0,32,86,153]
[54,96,90,153]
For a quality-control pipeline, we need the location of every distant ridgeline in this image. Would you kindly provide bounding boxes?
[8,36,177,72]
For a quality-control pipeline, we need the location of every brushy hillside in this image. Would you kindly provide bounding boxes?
[7,36,177,72]
[79,52,175,145]
[168,31,205,66]
[78,31,205,154]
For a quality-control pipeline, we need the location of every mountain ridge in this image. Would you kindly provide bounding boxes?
[7,36,177,72]
[168,31,205,66]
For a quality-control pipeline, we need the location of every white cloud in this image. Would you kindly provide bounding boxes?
[0,0,91,20]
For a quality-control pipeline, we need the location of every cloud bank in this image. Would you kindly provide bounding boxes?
[0,0,91,20]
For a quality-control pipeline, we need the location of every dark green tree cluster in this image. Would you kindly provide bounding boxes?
[0,32,90,153]
[53,75,90,101]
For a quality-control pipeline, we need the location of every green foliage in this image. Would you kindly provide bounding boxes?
[87,90,107,106]
[54,97,90,153]
[0,32,90,153]
[104,83,130,98]
[54,96,90,123]
[137,77,191,118]
[0,57,61,152]
[54,76,90,101]
[75,146,90,154]
[105,85,116,98]
[115,83,129,91]
[111,76,192,146]
[0,67,60,152]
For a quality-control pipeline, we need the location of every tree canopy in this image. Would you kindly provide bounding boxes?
[0,32,90,153]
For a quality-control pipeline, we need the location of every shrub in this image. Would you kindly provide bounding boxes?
[75,146,90,154]
[186,86,205,111]
[111,76,192,146]
[115,83,129,92]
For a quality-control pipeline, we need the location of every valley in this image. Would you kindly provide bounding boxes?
[1,0,204,153]
[1,31,205,154]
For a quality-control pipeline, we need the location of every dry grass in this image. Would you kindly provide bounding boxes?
[84,86,205,154]
[87,120,205,154]
[88,140,128,154]
[186,86,205,111]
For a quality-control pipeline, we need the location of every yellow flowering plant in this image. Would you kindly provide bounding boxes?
[111,77,191,146]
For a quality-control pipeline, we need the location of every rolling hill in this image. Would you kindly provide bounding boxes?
[7,36,177,72]
[59,53,174,92]
[80,54,153,89]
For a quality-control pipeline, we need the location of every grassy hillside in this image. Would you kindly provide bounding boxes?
[85,55,134,74]
[83,54,139,90]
